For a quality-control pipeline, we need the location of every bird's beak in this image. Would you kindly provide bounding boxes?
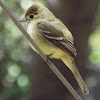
[19,19,26,23]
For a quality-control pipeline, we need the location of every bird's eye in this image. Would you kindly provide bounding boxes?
[30,14,34,19]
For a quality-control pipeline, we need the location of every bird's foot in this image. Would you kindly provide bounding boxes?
[46,53,53,64]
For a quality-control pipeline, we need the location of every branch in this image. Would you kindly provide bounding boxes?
[0,1,82,100]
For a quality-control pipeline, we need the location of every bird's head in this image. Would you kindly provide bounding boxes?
[19,3,54,26]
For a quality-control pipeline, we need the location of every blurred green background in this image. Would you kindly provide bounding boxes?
[0,0,47,100]
[0,0,100,100]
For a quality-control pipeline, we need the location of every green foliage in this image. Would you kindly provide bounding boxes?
[89,52,100,64]
[89,27,100,66]
[0,0,47,100]
[89,27,100,52]
[88,2,100,67]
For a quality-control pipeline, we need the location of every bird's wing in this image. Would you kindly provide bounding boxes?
[37,21,77,58]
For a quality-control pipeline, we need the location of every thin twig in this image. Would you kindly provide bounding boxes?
[0,1,83,100]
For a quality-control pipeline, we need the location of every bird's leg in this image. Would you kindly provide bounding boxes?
[46,53,53,63]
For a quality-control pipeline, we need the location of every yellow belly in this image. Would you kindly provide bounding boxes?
[30,34,67,59]
[27,21,67,59]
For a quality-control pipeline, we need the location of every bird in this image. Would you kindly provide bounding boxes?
[20,3,89,94]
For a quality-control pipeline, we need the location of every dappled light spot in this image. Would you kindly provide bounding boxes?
[17,74,29,88]
[89,52,100,64]
[7,64,21,77]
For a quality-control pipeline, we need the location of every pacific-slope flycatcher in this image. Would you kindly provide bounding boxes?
[20,3,89,94]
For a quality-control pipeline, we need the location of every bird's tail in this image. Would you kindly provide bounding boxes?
[61,56,89,95]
